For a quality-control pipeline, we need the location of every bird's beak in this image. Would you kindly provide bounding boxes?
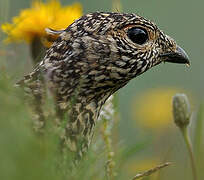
[160,46,190,66]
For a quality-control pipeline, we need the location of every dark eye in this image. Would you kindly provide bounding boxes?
[127,27,149,45]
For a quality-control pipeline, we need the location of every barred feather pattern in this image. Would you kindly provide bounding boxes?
[18,12,183,157]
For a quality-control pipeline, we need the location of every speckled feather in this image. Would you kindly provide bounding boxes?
[18,12,183,156]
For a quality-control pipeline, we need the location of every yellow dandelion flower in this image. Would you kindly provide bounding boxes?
[1,0,82,44]
[131,88,185,130]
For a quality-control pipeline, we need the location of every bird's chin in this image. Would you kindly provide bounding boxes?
[160,46,190,66]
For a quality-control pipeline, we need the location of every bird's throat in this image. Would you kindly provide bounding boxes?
[60,96,105,157]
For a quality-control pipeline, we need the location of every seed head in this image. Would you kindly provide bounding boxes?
[172,93,191,128]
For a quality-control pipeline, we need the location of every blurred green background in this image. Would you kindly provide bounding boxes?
[0,0,203,179]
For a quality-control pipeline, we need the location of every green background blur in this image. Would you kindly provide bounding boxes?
[0,0,203,179]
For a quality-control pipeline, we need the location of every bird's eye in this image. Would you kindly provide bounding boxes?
[127,27,149,45]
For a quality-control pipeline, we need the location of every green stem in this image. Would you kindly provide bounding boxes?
[194,103,204,159]
[102,118,115,180]
[112,0,122,12]
[30,37,46,65]
[181,127,197,180]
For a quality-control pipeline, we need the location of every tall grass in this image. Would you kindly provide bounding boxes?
[0,0,204,179]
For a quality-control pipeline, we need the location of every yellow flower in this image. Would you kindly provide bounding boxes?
[131,88,183,130]
[1,0,82,44]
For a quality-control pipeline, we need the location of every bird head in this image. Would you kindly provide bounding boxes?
[45,12,190,103]
[108,14,190,75]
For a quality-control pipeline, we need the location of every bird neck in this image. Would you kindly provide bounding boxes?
[58,75,123,156]
[61,93,109,155]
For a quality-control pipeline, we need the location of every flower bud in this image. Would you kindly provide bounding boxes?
[172,94,191,128]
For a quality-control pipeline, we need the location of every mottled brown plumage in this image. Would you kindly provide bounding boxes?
[17,12,189,157]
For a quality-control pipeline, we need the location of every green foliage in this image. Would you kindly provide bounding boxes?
[1,1,204,179]
[0,73,148,180]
